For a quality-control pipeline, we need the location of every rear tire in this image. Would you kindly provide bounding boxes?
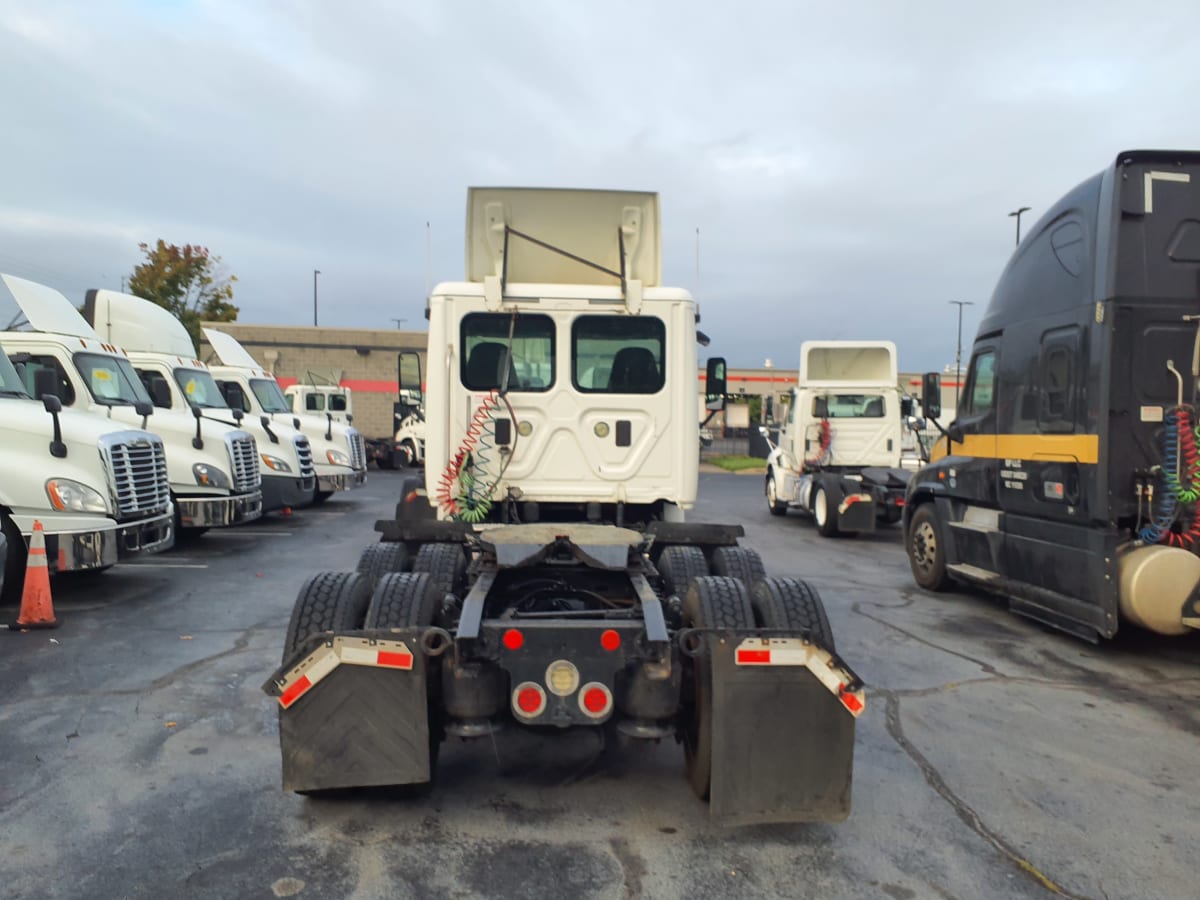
[365,572,439,629]
[813,482,841,538]
[356,541,411,590]
[908,504,951,591]
[766,472,787,516]
[750,576,836,651]
[710,546,766,588]
[681,576,754,801]
[413,543,467,606]
[282,571,371,662]
[657,545,709,596]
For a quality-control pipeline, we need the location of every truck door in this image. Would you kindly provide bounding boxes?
[944,345,1001,571]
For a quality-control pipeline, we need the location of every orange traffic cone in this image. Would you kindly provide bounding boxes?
[15,520,57,629]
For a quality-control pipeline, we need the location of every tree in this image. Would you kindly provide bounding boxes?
[127,240,238,348]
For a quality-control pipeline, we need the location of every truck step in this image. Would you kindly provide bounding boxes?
[946,563,1000,583]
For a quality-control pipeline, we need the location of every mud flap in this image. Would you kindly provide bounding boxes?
[267,634,432,793]
[837,490,877,533]
[707,637,858,826]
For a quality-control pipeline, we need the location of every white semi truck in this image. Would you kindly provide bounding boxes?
[263,188,864,826]
[763,341,912,536]
[0,325,174,604]
[0,275,263,536]
[283,379,422,470]
[201,328,368,500]
[84,290,317,513]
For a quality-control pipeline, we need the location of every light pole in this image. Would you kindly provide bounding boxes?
[390,317,407,329]
[313,269,321,326]
[949,300,974,407]
[1008,206,1031,246]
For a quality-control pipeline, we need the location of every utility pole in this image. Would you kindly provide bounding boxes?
[949,300,974,407]
[390,317,407,329]
[313,269,321,326]
[1008,206,1031,246]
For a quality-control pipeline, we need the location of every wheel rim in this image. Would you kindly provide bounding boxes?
[814,489,827,525]
[767,477,777,507]
[912,520,937,573]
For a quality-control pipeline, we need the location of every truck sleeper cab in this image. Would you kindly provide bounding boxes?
[1,275,262,532]
[0,347,173,603]
[201,328,367,499]
[85,290,314,513]
[906,149,1200,640]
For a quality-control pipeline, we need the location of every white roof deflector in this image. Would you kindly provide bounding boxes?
[0,274,101,339]
[202,328,262,370]
[465,188,662,288]
[86,289,197,357]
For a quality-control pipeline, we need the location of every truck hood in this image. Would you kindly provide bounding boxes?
[3,396,148,445]
[1,274,102,339]
[86,289,197,357]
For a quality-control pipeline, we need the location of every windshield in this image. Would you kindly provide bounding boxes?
[0,351,28,397]
[74,353,152,406]
[174,368,230,409]
[251,378,291,413]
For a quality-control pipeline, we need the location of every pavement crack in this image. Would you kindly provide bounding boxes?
[852,602,1004,676]
[881,691,1091,900]
[608,836,647,899]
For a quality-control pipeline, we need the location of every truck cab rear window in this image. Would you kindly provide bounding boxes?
[460,313,555,392]
[572,316,665,394]
[813,394,885,418]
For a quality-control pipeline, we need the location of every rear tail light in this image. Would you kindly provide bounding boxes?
[578,682,612,719]
[513,682,547,718]
[502,628,524,650]
[600,629,621,651]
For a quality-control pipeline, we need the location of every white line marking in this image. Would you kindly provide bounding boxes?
[114,563,210,569]
[1144,170,1191,213]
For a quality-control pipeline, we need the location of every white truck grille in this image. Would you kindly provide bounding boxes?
[226,432,262,491]
[294,435,315,479]
[100,433,171,521]
[347,428,366,470]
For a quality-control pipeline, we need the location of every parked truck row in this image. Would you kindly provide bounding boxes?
[0,274,368,605]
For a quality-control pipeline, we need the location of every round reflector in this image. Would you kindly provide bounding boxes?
[600,629,620,651]
[545,660,581,697]
[502,628,524,650]
[577,682,612,719]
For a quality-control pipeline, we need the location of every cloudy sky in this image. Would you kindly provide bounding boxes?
[2,0,1198,371]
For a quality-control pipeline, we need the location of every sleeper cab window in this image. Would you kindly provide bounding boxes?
[572,315,665,394]
[460,313,556,392]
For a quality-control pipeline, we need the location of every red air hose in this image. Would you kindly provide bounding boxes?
[437,391,502,517]
[805,419,832,467]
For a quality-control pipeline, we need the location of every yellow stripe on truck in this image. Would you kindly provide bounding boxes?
[930,433,1099,464]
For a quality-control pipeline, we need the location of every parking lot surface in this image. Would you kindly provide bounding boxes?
[1,470,1197,899]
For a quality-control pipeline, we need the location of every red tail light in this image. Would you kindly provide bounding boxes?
[600,629,620,651]
[578,682,612,719]
[513,682,546,718]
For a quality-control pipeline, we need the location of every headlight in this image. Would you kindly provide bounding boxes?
[193,463,231,488]
[46,479,108,514]
[326,449,350,466]
[260,454,292,473]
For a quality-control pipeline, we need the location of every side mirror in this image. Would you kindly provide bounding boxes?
[398,351,423,403]
[921,372,942,419]
[190,404,202,419]
[42,394,62,414]
[190,404,203,450]
[900,397,914,418]
[947,420,964,444]
[292,417,301,430]
[232,408,244,423]
[758,425,768,437]
[705,357,727,411]
[42,395,66,458]
[34,367,61,402]
[134,399,153,430]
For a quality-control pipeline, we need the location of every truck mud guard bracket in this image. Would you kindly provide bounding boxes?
[375,519,474,543]
[644,522,744,549]
[264,634,434,793]
[705,633,862,826]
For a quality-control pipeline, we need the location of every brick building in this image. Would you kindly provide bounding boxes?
[198,322,425,441]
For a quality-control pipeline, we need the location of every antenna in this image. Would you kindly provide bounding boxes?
[695,227,700,298]
[425,220,431,300]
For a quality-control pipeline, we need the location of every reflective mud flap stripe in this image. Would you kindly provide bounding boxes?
[268,631,431,793]
[734,638,866,717]
[709,634,859,826]
[274,637,415,710]
[838,493,874,515]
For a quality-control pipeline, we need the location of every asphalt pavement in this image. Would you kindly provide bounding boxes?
[1,470,1197,899]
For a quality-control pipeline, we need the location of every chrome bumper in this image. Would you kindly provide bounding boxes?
[317,469,367,492]
[45,509,175,573]
[176,490,264,528]
[262,474,317,512]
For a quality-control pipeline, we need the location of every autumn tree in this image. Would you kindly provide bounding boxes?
[127,240,238,348]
